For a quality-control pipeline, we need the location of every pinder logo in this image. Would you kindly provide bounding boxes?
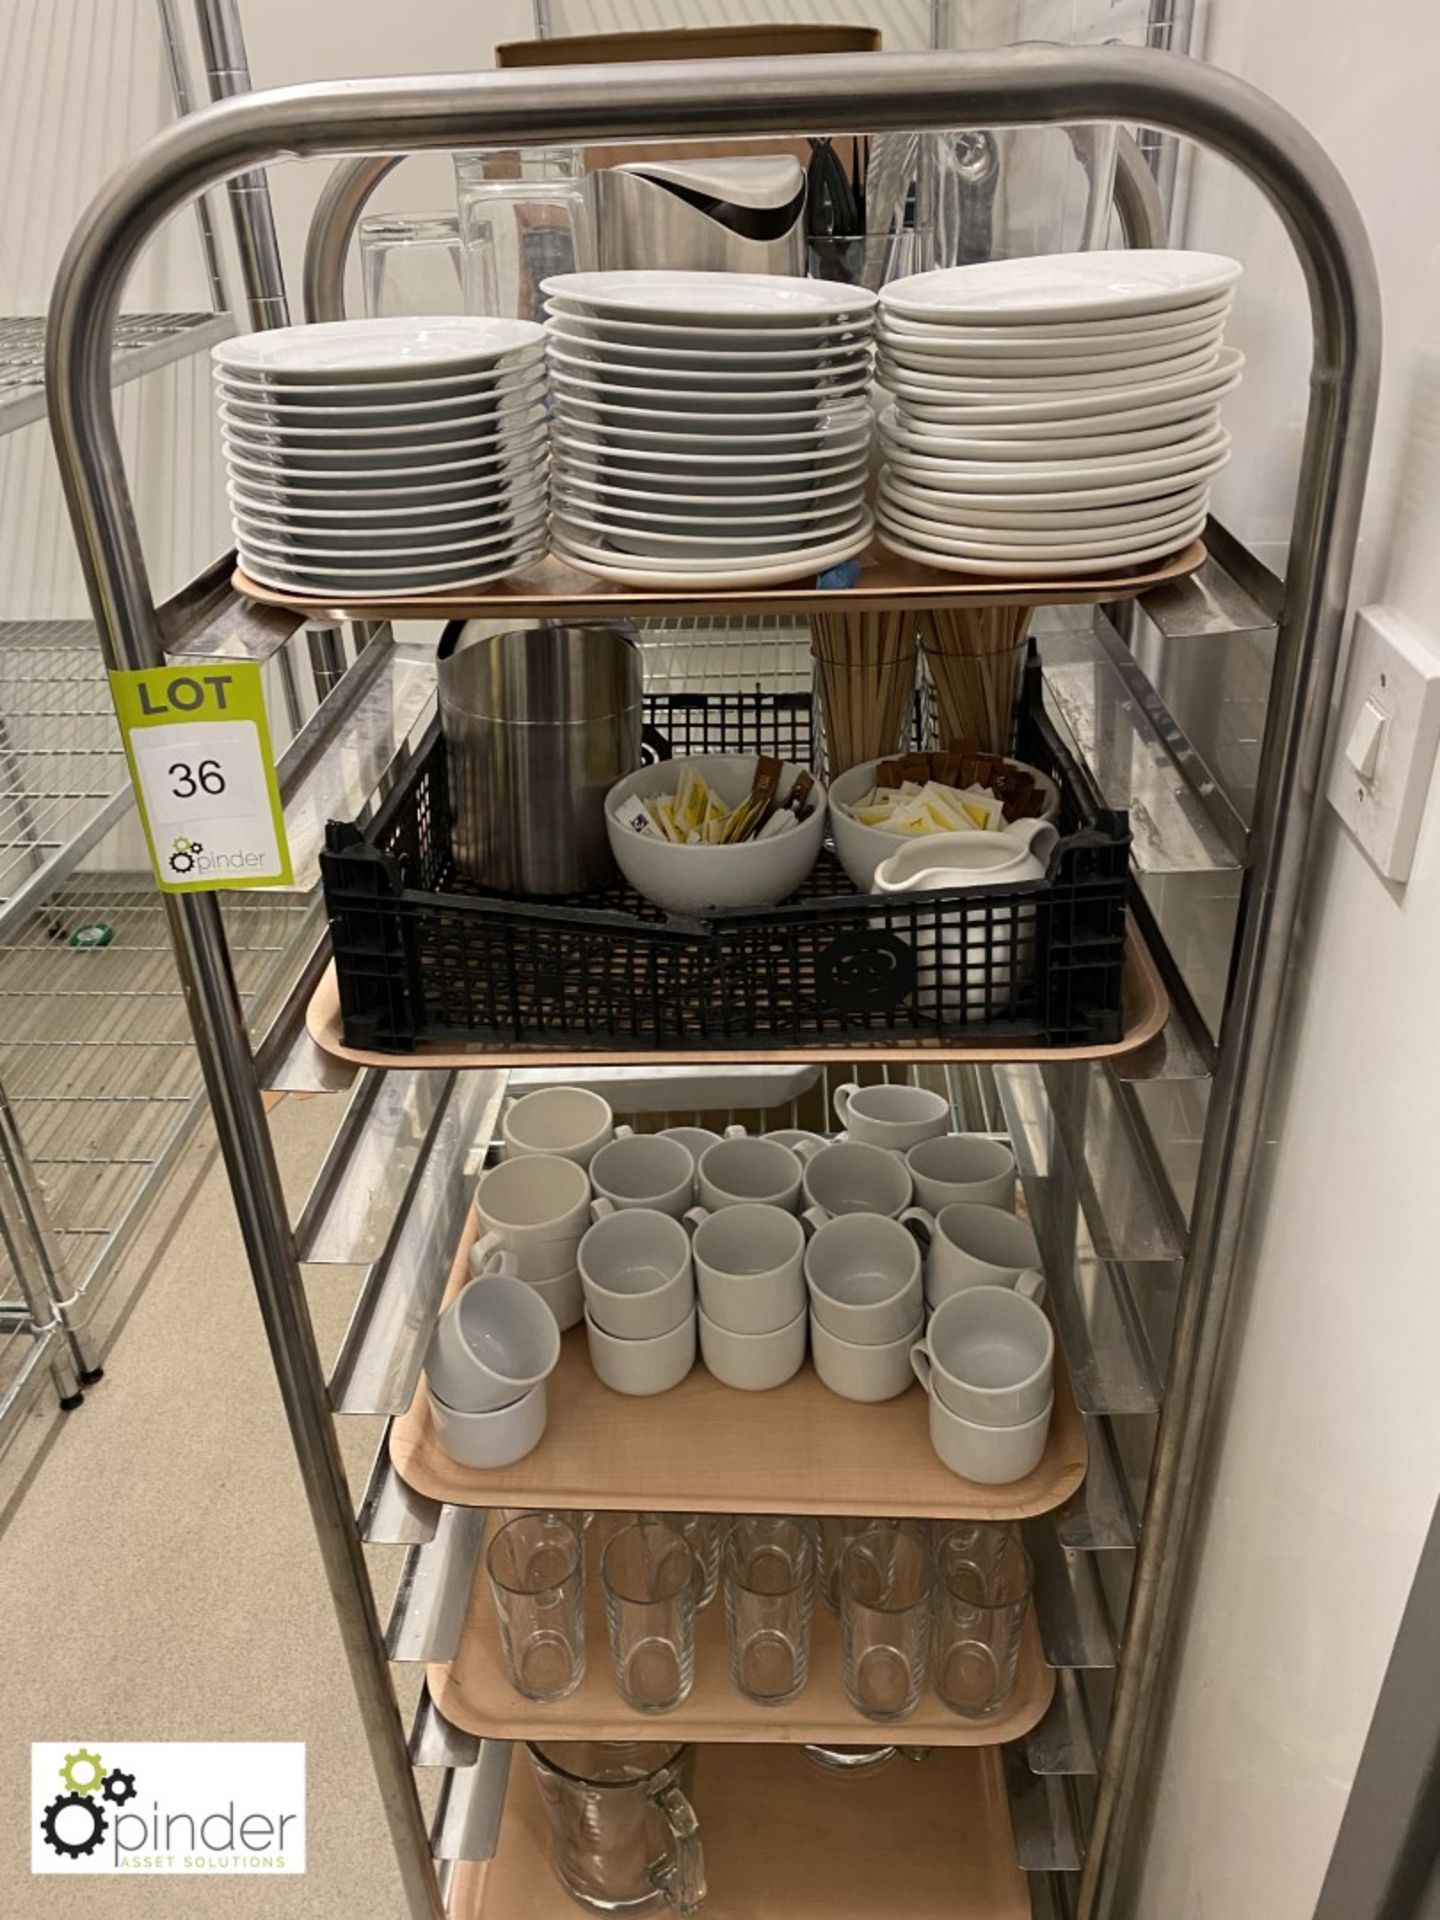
[167,834,203,875]
[32,1743,304,1875]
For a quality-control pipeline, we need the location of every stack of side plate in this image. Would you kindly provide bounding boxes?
[873,250,1244,578]
[215,316,549,596]
[542,270,878,590]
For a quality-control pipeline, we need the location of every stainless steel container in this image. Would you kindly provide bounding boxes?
[592,155,805,273]
[437,623,642,894]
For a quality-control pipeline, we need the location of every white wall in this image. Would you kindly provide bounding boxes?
[1120,3,1440,1915]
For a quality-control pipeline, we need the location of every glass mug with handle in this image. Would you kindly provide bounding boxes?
[526,1739,706,1915]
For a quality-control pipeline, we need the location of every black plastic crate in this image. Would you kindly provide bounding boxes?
[320,654,1130,1053]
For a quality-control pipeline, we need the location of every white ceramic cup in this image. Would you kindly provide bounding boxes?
[525,1267,585,1332]
[428,1379,548,1469]
[577,1207,695,1340]
[698,1302,807,1391]
[926,1389,1053,1485]
[686,1202,807,1334]
[589,1133,695,1221]
[804,1213,925,1346]
[764,1128,828,1154]
[832,1080,950,1151]
[472,1154,592,1282]
[501,1085,614,1167]
[585,1306,697,1396]
[911,1281,1053,1426]
[797,1138,913,1226]
[905,1134,1016,1213]
[658,1126,724,1162]
[696,1136,803,1212]
[425,1262,562,1413]
[926,1202,1045,1308]
[810,1312,921,1403]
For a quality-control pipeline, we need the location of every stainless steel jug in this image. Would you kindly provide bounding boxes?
[592,155,805,274]
[527,1740,706,1914]
[436,623,642,894]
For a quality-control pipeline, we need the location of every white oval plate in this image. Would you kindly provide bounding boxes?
[877,485,1205,551]
[875,311,1226,368]
[545,343,872,392]
[552,513,874,588]
[545,317,870,366]
[215,315,544,380]
[239,541,547,597]
[879,352,1243,432]
[542,270,876,324]
[876,501,1207,560]
[551,456,867,510]
[553,498,864,549]
[875,521,1202,579]
[874,340,1220,393]
[879,251,1242,325]
[883,411,1223,462]
[878,479,1207,533]
[879,425,1229,490]
[881,445,1231,507]
[877,293,1232,345]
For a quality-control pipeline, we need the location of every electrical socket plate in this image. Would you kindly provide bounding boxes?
[1327,604,1440,882]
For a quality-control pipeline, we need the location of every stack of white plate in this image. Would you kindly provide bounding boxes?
[541,270,878,589]
[873,251,1244,578]
[214,317,549,596]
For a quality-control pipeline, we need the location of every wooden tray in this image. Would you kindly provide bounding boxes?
[450,1741,1029,1920]
[306,913,1167,1071]
[429,1518,1053,1745]
[389,1208,1087,1521]
[235,537,1202,622]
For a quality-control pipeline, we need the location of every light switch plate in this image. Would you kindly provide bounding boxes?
[1327,605,1440,881]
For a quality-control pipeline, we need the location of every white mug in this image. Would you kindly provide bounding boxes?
[797,1138,913,1226]
[905,1135,1016,1214]
[425,1261,562,1414]
[472,1154,592,1283]
[696,1136,803,1212]
[698,1303,807,1391]
[525,1267,585,1332]
[832,1081,950,1151]
[428,1379,548,1469]
[501,1085,613,1168]
[589,1133,695,1221]
[578,1208,694,1341]
[585,1306,697,1397]
[926,1202,1045,1309]
[686,1203,806,1335]
[810,1312,920,1403]
[804,1213,925,1347]
[925,1388,1053,1485]
[910,1281,1052,1426]
[764,1128,828,1154]
[657,1126,724,1162]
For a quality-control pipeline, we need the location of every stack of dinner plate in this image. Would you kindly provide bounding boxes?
[873,250,1244,578]
[214,317,549,596]
[541,270,878,589]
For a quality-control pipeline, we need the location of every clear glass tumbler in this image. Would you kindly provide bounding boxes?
[359,213,465,317]
[453,146,592,323]
[486,1512,586,1703]
[818,1516,892,1614]
[838,1521,932,1722]
[932,1522,1031,1718]
[601,1521,699,1716]
[639,1512,722,1608]
[723,1516,816,1707]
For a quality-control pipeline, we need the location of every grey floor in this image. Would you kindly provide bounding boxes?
[0,1093,416,1917]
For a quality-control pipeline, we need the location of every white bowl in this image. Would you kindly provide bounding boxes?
[828,757,1060,891]
[606,755,826,915]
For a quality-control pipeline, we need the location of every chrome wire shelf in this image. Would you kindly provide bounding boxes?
[0,311,237,433]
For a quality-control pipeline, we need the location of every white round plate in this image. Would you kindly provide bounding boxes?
[875,522,1201,578]
[875,310,1226,367]
[237,512,547,564]
[879,425,1228,490]
[551,457,867,511]
[880,351,1243,431]
[881,446,1231,508]
[884,411,1223,463]
[877,486,1205,551]
[542,270,876,325]
[552,490,866,536]
[232,483,546,542]
[876,340,1219,399]
[214,351,544,405]
[879,251,1242,325]
[551,513,874,589]
[552,425,868,472]
[550,381,870,428]
[223,437,548,486]
[545,311,872,352]
[878,478,1207,533]
[218,393,545,443]
[545,318,870,366]
[876,502,1207,561]
[215,316,545,380]
[553,499,864,549]
[222,409,547,468]
[227,475,543,523]
[877,293,1232,344]
[215,369,547,424]
[239,541,547,597]
[545,343,872,391]
[556,416,871,458]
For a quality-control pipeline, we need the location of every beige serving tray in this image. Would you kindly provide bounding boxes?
[234,536,1203,622]
[430,1515,1054,1746]
[450,1741,1030,1920]
[389,1207,1087,1521]
[305,913,1167,1071]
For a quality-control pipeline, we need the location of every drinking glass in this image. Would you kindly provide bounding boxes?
[931,1522,1031,1718]
[838,1521,932,1722]
[638,1512,722,1608]
[454,146,592,323]
[601,1521,699,1716]
[486,1512,586,1703]
[817,1515,890,1614]
[723,1517,816,1706]
[359,213,465,317]
[498,1509,596,1572]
